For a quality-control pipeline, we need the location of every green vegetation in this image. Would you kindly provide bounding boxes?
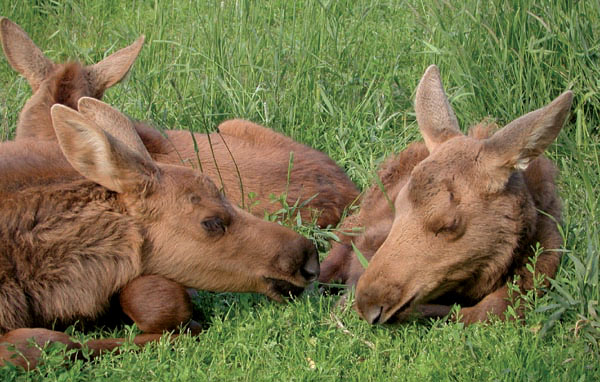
[0,0,598,380]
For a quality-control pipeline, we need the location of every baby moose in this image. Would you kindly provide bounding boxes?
[0,98,319,368]
[320,65,572,325]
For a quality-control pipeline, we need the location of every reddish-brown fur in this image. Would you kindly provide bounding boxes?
[320,65,572,325]
[139,119,359,226]
[0,18,359,227]
[0,98,319,368]
[119,275,198,334]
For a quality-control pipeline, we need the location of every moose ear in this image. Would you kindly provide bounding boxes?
[414,65,462,152]
[0,17,54,92]
[86,35,144,94]
[483,91,573,173]
[77,97,152,161]
[51,104,158,194]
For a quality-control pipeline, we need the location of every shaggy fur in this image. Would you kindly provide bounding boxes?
[0,180,143,333]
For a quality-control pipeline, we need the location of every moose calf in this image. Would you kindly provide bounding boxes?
[320,65,572,325]
[0,98,319,368]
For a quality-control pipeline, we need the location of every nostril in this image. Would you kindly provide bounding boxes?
[300,244,320,282]
[300,263,319,282]
[369,306,383,325]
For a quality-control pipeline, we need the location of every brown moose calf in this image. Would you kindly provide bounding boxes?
[0,17,359,227]
[320,65,572,325]
[0,98,319,368]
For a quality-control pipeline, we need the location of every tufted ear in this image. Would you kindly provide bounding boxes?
[51,104,158,194]
[0,17,54,92]
[483,91,573,173]
[86,35,144,93]
[77,97,152,161]
[414,65,462,152]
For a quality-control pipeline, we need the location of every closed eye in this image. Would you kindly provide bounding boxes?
[432,215,465,241]
[202,217,227,236]
[434,218,459,236]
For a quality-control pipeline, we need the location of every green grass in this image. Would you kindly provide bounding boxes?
[1,0,599,380]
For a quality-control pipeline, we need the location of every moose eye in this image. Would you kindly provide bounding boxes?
[202,217,226,236]
[189,194,202,205]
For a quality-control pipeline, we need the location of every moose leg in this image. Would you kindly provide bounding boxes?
[119,275,201,334]
[457,251,559,325]
[319,242,353,285]
[0,328,80,369]
[0,327,177,370]
[458,224,562,325]
[319,213,365,285]
[0,276,198,369]
[457,286,511,324]
[414,304,453,319]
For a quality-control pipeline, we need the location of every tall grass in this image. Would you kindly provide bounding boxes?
[0,0,599,380]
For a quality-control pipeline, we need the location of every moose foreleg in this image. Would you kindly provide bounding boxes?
[457,286,511,324]
[119,275,201,335]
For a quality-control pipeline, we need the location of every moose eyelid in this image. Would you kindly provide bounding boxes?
[202,216,227,236]
[432,215,461,236]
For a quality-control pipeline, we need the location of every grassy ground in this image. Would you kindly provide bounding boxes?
[1,0,599,380]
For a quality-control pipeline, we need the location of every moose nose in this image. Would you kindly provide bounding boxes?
[362,305,384,325]
[299,241,320,282]
[356,281,387,324]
